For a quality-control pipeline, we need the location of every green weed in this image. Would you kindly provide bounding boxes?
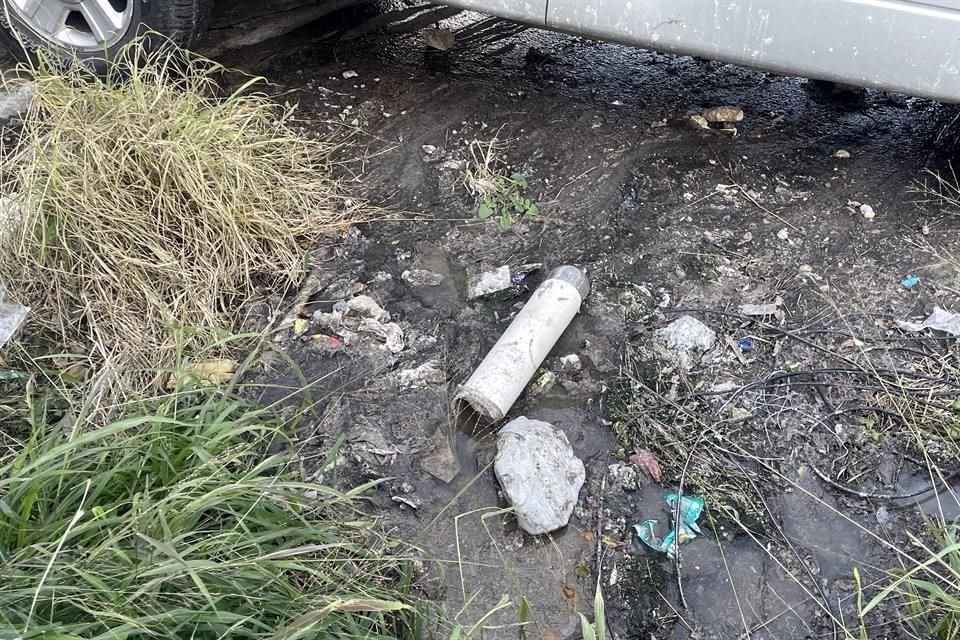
[0,379,412,639]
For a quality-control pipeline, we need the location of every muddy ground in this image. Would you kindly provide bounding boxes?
[201,3,960,639]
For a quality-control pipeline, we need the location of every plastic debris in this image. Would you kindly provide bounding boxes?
[739,299,782,317]
[738,337,754,353]
[860,204,876,219]
[901,275,920,289]
[0,301,29,348]
[897,307,960,337]
[341,69,358,79]
[832,149,851,159]
[455,266,589,422]
[633,492,705,559]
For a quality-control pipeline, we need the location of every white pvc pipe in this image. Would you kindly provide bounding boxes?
[454,266,590,423]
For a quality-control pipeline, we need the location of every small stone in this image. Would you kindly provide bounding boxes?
[341,69,358,79]
[652,315,717,371]
[466,265,513,300]
[422,27,455,51]
[860,204,876,219]
[421,427,460,483]
[689,114,710,130]
[346,295,390,322]
[832,149,851,159]
[401,268,444,287]
[530,369,558,395]
[421,144,438,155]
[702,105,744,123]
[396,360,445,388]
[560,354,582,371]
[495,417,585,535]
[777,228,790,241]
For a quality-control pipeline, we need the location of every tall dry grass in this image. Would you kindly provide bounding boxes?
[0,41,362,394]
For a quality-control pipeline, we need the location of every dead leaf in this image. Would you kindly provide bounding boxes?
[629,449,662,483]
[422,27,455,51]
[561,584,576,611]
[293,318,309,336]
[167,359,236,389]
[601,535,621,547]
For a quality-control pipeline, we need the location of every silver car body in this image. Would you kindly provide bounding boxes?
[445,0,960,103]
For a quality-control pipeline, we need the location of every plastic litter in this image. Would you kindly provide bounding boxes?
[633,492,705,559]
[0,301,28,348]
[896,307,960,337]
[454,266,589,422]
[901,275,920,289]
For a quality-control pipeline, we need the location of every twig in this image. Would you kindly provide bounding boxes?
[809,463,960,502]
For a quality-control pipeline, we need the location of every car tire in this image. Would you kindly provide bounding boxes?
[0,0,212,70]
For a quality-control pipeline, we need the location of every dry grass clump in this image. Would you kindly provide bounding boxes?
[0,41,361,392]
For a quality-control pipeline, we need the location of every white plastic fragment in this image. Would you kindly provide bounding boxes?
[896,307,960,337]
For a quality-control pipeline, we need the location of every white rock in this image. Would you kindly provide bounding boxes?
[776,228,790,241]
[653,315,717,371]
[346,295,390,322]
[341,70,358,79]
[494,417,585,535]
[396,359,445,387]
[466,265,512,300]
[833,149,851,159]
[860,204,876,219]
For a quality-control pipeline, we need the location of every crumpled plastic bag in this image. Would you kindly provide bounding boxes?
[896,307,960,337]
[634,493,706,559]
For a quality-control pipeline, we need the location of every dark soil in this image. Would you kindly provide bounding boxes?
[207,3,960,638]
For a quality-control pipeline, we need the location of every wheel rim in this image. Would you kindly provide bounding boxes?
[7,0,133,50]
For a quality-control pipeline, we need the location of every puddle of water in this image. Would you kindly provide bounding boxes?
[780,467,873,582]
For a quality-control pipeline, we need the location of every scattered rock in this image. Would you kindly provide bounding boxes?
[421,427,461,483]
[359,318,405,353]
[421,144,438,156]
[530,369,558,395]
[467,265,513,300]
[402,268,444,287]
[346,295,391,322]
[860,204,876,219]
[341,69,358,79]
[609,463,640,491]
[652,315,717,371]
[832,149,851,159]
[559,354,582,371]
[396,359,445,388]
[494,417,585,535]
[702,105,744,123]
[422,27,455,51]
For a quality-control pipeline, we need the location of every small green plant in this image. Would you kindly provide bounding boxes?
[863,522,960,640]
[579,581,607,640]
[476,172,539,231]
